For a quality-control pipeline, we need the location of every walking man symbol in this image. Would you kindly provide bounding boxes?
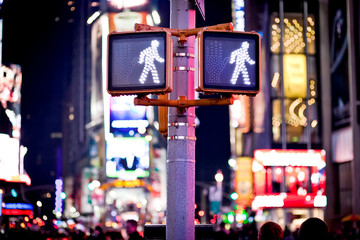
[138,40,164,84]
[229,41,255,85]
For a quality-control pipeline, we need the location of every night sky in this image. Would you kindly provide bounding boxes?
[1,0,233,205]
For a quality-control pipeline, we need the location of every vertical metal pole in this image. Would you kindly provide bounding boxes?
[167,1,196,239]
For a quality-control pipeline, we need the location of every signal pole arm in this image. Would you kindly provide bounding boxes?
[134,22,233,44]
[134,95,234,112]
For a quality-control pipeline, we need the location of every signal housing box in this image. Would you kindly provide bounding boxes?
[107,30,173,96]
[196,30,261,95]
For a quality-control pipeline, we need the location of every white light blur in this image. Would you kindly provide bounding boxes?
[252,160,264,172]
[111,119,149,128]
[215,170,224,183]
[153,121,159,130]
[228,214,235,223]
[297,187,307,196]
[108,0,147,9]
[228,158,237,168]
[87,11,101,25]
[252,194,286,210]
[111,210,117,217]
[109,190,116,199]
[289,176,296,183]
[146,14,154,26]
[314,195,327,207]
[92,180,101,188]
[137,126,146,134]
[36,201,42,207]
[145,135,152,142]
[152,10,161,25]
[297,171,305,182]
[311,173,320,184]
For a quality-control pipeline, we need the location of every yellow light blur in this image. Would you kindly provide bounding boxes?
[137,126,146,134]
[145,135,152,142]
[311,120,318,128]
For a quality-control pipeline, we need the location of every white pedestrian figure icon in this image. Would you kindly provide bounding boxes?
[138,40,164,84]
[229,41,255,85]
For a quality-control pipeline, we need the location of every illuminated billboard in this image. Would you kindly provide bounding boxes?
[283,54,307,98]
[109,95,148,135]
[252,149,326,210]
[0,65,30,185]
[106,137,149,180]
[0,64,22,138]
[0,134,20,181]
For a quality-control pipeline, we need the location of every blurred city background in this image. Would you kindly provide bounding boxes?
[0,0,360,239]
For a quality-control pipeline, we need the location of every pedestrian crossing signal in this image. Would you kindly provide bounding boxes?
[196,30,261,95]
[107,30,173,96]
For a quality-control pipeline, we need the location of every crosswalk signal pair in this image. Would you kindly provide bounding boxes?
[107,28,260,96]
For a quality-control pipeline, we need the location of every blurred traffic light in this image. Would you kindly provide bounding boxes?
[196,30,261,95]
[107,30,173,96]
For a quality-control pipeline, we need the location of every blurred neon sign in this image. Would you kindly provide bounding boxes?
[253,149,326,169]
[2,202,34,216]
[107,0,147,10]
[54,179,63,217]
[252,193,327,210]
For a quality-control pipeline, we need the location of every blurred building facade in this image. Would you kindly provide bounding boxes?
[61,0,168,229]
[228,0,360,230]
